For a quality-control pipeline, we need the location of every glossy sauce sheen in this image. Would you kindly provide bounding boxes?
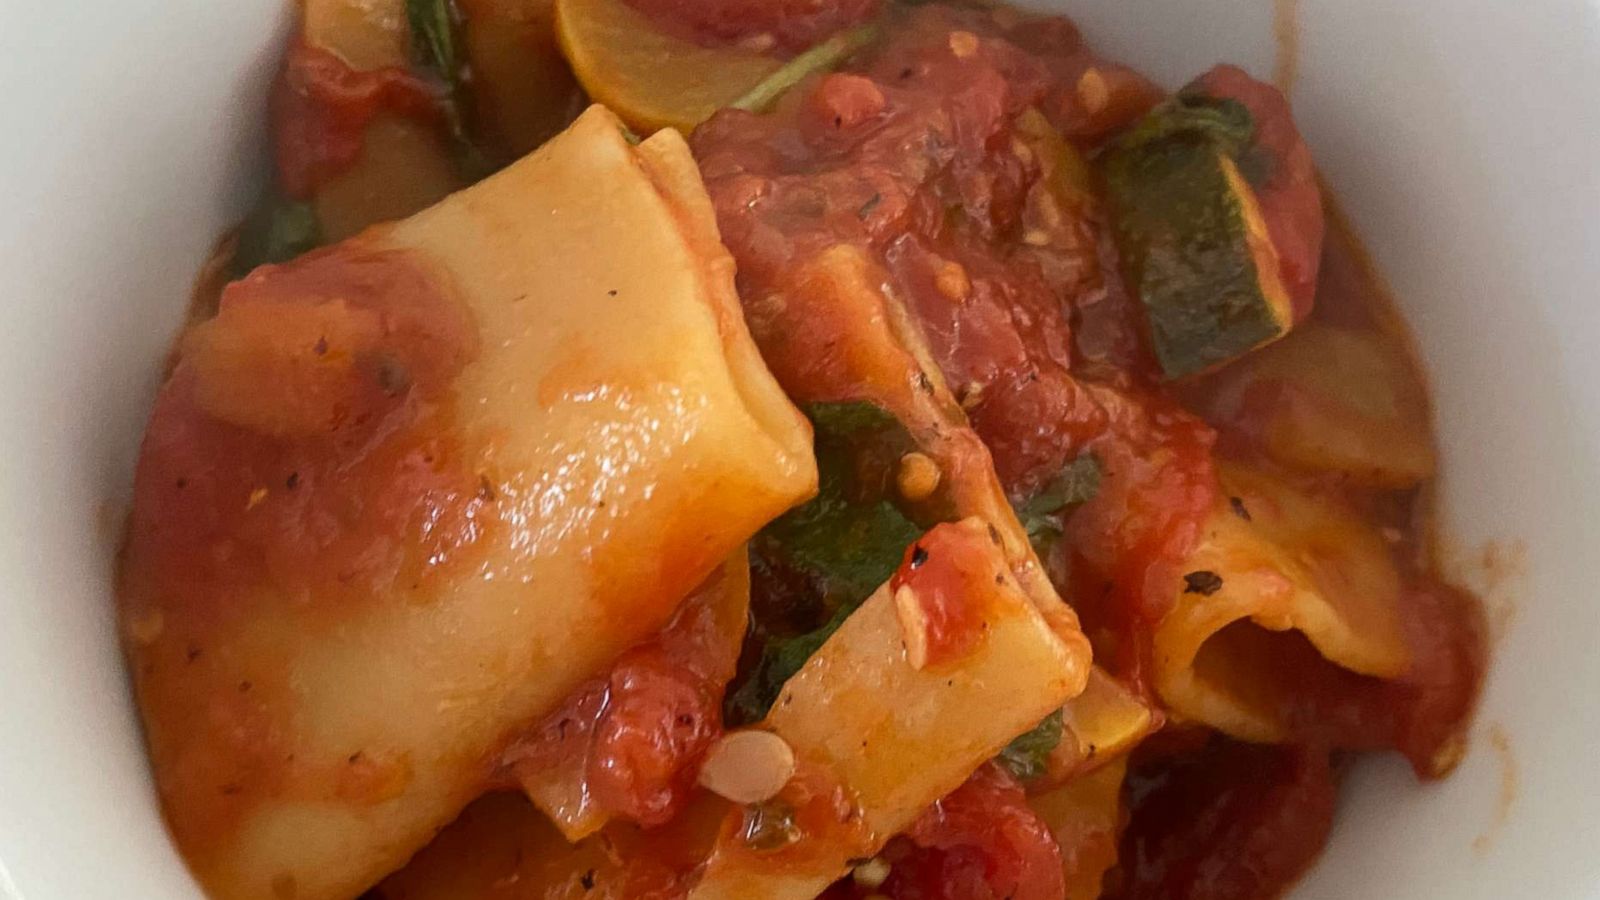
[890,526,999,670]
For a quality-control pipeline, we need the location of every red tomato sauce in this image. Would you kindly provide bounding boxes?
[122,245,483,622]
[272,42,445,199]
[119,245,482,851]
[889,524,1004,669]
[626,0,881,53]
[1108,735,1335,900]
[496,568,745,828]
[829,764,1064,900]
[690,0,1222,683]
[681,5,1481,896]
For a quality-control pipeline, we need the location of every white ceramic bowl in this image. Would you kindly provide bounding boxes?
[3,1,1598,897]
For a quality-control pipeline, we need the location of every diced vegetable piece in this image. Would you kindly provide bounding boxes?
[1193,65,1325,319]
[553,0,782,132]
[313,115,460,240]
[1103,96,1294,378]
[1029,758,1128,900]
[1188,321,1437,488]
[288,0,463,242]
[459,0,586,158]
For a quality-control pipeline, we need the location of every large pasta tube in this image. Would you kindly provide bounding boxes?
[119,106,815,900]
[690,519,1088,900]
[1152,462,1410,741]
[741,244,1148,775]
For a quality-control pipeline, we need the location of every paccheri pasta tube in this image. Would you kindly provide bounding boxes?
[119,106,815,900]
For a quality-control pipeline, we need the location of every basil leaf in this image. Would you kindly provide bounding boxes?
[997,709,1064,781]
[1014,452,1101,554]
[726,401,922,724]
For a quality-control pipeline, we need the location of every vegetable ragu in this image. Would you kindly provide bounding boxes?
[125,1,1489,899]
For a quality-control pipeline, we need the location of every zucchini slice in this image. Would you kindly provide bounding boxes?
[1103,98,1293,378]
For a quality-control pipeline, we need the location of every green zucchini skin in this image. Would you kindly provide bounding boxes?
[1103,99,1293,379]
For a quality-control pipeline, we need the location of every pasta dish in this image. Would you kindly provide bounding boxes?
[116,1,1488,898]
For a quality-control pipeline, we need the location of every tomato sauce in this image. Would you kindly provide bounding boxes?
[682,4,1483,896]
[119,244,483,852]
[889,524,1002,670]
[626,0,881,53]
[1108,736,1335,900]
[829,764,1064,900]
[272,42,446,199]
[122,246,483,621]
[497,567,745,829]
[690,0,1220,683]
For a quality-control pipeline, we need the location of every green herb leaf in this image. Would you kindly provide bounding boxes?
[996,709,1064,781]
[405,0,496,180]
[1014,452,1101,555]
[731,24,883,114]
[233,193,322,275]
[724,602,850,725]
[726,401,922,723]
[406,0,460,89]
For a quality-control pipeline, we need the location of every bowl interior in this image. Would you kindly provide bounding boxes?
[3,1,1599,896]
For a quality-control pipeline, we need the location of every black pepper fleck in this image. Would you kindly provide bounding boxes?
[1230,496,1252,521]
[1183,570,1224,596]
[910,545,929,569]
[857,192,882,220]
